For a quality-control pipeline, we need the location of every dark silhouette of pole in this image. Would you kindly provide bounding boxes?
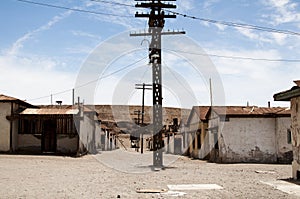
[134,110,141,125]
[135,83,152,154]
[131,0,185,167]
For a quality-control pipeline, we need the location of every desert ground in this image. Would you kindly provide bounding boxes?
[0,149,299,199]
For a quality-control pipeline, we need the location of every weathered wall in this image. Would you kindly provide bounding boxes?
[18,134,41,152]
[276,117,292,163]
[79,113,97,154]
[0,103,11,151]
[165,134,174,154]
[95,123,102,151]
[185,110,200,157]
[11,103,23,152]
[208,110,220,162]
[199,131,210,159]
[291,97,300,179]
[57,134,78,154]
[217,117,277,163]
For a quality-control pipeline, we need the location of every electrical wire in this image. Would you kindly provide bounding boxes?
[89,0,300,37]
[164,62,202,104]
[164,48,300,62]
[15,0,133,18]
[16,0,300,37]
[166,10,300,36]
[90,0,135,8]
[27,56,147,101]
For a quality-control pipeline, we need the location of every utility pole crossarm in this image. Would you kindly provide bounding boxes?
[130,31,185,37]
[134,13,176,18]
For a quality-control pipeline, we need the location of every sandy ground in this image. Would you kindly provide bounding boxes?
[0,149,298,199]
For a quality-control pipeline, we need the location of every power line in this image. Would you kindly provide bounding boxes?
[15,0,300,36]
[15,0,133,18]
[90,0,135,8]
[27,56,147,101]
[164,62,201,104]
[166,10,300,37]
[164,48,300,62]
[76,56,147,89]
[89,0,300,36]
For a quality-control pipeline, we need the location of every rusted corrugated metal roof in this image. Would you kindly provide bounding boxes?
[20,108,79,115]
[38,105,97,114]
[212,106,290,116]
[0,94,35,107]
[194,106,210,121]
[185,106,210,126]
[0,94,19,101]
[187,106,290,124]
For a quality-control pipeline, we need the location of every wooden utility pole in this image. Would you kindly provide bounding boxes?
[130,0,185,167]
[135,83,152,154]
[134,110,142,125]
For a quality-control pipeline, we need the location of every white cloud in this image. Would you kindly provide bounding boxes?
[204,47,297,106]
[203,0,220,9]
[7,10,72,57]
[271,32,288,45]
[263,0,300,25]
[0,10,77,104]
[176,0,195,12]
[0,53,76,104]
[215,23,226,31]
[235,27,271,42]
[71,30,101,40]
[84,0,141,29]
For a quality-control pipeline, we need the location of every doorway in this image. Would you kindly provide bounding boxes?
[42,119,57,153]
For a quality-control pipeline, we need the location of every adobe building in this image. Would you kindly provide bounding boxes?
[274,80,300,179]
[185,106,292,163]
[0,94,101,155]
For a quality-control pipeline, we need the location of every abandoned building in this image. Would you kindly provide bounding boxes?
[0,94,101,155]
[184,106,292,163]
[274,80,300,179]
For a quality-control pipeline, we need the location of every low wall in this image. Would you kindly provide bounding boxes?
[18,134,41,153]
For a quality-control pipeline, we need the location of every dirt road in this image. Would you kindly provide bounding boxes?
[0,150,298,198]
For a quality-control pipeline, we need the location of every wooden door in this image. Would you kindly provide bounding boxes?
[42,119,57,153]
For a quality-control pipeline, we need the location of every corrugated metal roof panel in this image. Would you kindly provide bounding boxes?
[20,108,79,115]
[193,106,210,121]
[212,106,290,116]
[0,94,19,101]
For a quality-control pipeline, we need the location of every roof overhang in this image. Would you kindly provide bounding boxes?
[274,86,300,101]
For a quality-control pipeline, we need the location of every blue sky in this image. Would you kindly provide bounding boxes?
[0,0,300,108]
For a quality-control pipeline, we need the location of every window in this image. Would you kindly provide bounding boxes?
[287,129,292,144]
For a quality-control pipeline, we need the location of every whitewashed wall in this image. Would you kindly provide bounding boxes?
[217,117,277,163]
[79,113,96,154]
[57,135,78,154]
[0,103,11,151]
[276,117,292,163]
